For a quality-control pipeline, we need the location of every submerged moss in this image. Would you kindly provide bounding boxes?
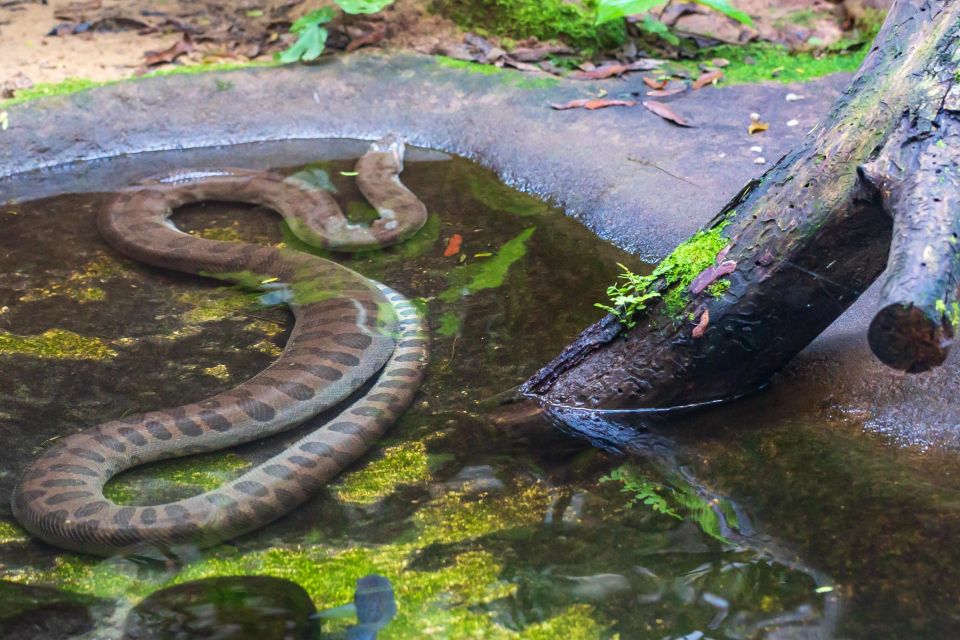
[0,521,28,544]
[19,255,128,304]
[0,329,117,360]
[415,483,550,545]
[334,441,432,505]
[178,288,261,324]
[103,453,251,505]
[439,227,536,303]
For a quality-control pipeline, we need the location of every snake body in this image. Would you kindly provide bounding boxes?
[11,136,428,556]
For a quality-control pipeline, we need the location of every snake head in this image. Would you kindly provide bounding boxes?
[369,134,406,172]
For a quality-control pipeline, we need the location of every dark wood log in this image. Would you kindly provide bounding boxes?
[523,0,960,410]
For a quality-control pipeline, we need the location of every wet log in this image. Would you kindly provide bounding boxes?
[523,0,960,410]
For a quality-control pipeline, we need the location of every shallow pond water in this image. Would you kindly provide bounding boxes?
[0,139,957,639]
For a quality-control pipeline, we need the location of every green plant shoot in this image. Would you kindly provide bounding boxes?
[595,263,660,329]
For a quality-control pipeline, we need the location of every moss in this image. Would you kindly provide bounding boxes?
[655,221,731,315]
[178,288,261,324]
[430,0,624,51]
[333,441,432,505]
[707,279,731,298]
[202,363,231,381]
[682,41,871,85]
[0,521,28,544]
[0,329,117,360]
[103,453,251,505]
[0,61,278,109]
[19,255,128,304]
[189,226,246,242]
[434,56,561,89]
[935,299,960,329]
[437,311,462,337]
[414,483,550,545]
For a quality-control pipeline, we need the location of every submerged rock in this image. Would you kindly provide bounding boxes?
[121,576,318,640]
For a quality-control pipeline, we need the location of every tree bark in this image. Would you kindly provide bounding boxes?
[523,0,960,410]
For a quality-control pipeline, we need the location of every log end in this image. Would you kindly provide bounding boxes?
[867,303,952,373]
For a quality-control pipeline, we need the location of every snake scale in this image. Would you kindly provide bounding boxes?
[11,135,429,556]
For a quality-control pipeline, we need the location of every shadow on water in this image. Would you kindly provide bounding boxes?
[0,139,958,638]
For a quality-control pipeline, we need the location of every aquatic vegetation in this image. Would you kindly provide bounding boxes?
[414,483,550,545]
[202,364,231,381]
[189,226,246,242]
[19,255,128,304]
[439,227,536,302]
[103,453,251,505]
[177,288,261,324]
[0,329,117,360]
[0,521,28,545]
[334,441,432,505]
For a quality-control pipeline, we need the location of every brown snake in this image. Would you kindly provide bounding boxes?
[11,135,429,556]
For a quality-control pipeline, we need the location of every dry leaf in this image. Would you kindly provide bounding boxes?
[143,34,193,66]
[645,87,684,98]
[748,121,770,135]
[642,76,668,90]
[692,70,724,90]
[569,64,627,80]
[346,23,386,52]
[642,100,691,127]
[551,98,636,110]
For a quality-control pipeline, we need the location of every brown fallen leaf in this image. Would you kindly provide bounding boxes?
[748,121,770,135]
[510,42,573,62]
[143,34,193,66]
[645,87,685,98]
[346,23,386,52]
[569,64,627,80]
[642,100,691,127]
[643,76,669,90]
[550,98,636,110]
[692,69,724,90]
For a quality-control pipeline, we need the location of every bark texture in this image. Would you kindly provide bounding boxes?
[524,0,960,410]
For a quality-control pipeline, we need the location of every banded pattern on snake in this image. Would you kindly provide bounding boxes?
[11,136,429,556]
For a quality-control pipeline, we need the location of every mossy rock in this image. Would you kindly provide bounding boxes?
[429,0,625,51]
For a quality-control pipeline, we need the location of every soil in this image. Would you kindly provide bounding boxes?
[0,0,885,94]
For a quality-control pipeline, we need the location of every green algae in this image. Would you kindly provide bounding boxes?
[430,0,625,51]
[437,310,462,337]
[177,288,262,324]
[334,441,432,505]
[19,255,128,304]
[12,482,609,639]
[439,227,536,303]
[103,453,251,505]
[0,329,117,360]
[0,521,28,545]
[189,226,246,242]
[467,170,550,217]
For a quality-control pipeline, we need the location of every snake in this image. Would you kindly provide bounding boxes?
[11,135,429,556]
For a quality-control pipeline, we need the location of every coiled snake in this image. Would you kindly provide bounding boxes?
[11,136,428,556]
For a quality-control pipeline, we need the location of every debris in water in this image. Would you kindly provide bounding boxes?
[443,233,463,257]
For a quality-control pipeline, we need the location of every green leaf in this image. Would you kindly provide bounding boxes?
[594,0,665,26]
[691,0,754,26]
[278,24,329,63]
[291,7,336,33]
[335,0,396,14]
[639,14,680,46]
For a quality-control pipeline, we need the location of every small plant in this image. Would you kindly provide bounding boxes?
[279,0,396,64]
[601,467,680,518]
[595,0,753,48]
[595,263,659,328]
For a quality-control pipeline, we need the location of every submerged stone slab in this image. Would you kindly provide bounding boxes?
[0,51,954,447]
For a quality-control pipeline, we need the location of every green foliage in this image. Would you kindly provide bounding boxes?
[438,227,536,302]
[598,219,731,326]
[594,263,659,329]
[602,465,738,543]
[279,1,396,64]
[336,0,395,13]
[936,299,960,329]
[600,467,679,518]
[591,0,753,49]
[279,7,336,63]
